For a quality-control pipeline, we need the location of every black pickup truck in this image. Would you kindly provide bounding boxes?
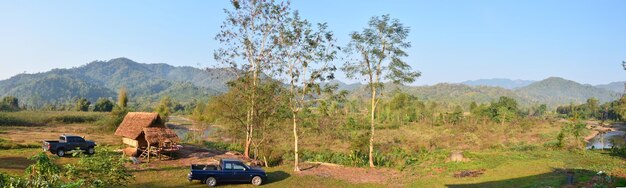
[42,135,96,157]
[188,159,267,187]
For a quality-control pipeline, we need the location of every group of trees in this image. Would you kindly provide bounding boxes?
[210,0,420,170]
[0,96,20,112]
[556,97,626,121]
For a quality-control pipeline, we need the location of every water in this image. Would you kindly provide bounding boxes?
[586,130,625,150]
[165,116,214,141]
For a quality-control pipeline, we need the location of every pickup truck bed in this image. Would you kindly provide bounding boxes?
[191,164,219,171]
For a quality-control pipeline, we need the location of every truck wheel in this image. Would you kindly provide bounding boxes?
[205,177,217,187]
[87,147,95,155]
[57,150,65,157]
[251,176,262,186]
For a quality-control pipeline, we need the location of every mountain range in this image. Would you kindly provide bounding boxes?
[0,57,622,109]
[0,58,234,108]
[461,78,536,89]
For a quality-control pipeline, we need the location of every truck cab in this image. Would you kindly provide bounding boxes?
[188,159,267,186]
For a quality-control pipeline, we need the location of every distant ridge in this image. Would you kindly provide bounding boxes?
[595,81,626,93]
[461,78,535,89]
[515,77,619,106]
[0,58,622,109]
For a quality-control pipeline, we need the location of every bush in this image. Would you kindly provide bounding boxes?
[0,150,133,188]
[65,147,133,187]
[203,141,243,153]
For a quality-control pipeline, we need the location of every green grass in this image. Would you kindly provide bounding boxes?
[0,138,40,150]
[129,165,383,188]
[0,148,623,188]
[0,111,107,126]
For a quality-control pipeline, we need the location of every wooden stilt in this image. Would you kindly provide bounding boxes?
[147,143,151,162]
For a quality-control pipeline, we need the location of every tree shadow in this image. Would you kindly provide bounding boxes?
[264,171,291,185]
[446,168,626,188]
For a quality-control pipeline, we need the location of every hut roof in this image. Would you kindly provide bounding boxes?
[143,127,180,144]
[114,112,165,139]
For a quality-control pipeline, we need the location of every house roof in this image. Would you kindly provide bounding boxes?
[143,127,180,144]
[114,112,165,139]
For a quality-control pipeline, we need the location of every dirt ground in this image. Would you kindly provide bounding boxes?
[296,162,409,186]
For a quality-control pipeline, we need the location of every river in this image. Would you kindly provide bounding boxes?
[586,123,626,150]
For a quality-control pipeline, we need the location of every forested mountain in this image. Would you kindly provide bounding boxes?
[595,81,625,93]
[0,58,621,109]
[514,77,619,107]
[347,77,620,108]
[461,78,535,89]
[0,58,235,108]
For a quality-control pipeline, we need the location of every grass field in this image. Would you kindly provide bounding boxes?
[0,112,624,187]
[1,147,623,187]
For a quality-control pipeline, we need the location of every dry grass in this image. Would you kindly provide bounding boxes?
[0,123,120,146]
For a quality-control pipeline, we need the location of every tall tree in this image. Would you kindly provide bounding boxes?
[155,96,172,121]
[74,98,91,112]
[118,87,128,109]
[342,15,420,167]
[277,11,337,171]
[214,0,289,159]
[94,98,114,112]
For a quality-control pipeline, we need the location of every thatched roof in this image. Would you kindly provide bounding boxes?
[114,112,165,139]
[143,127,180,144]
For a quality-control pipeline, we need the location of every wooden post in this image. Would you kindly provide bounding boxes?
[147,143,151,162]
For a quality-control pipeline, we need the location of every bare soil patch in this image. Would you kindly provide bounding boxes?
[296,162,408,186]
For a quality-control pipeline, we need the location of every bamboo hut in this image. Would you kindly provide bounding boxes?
[114,112,180,162]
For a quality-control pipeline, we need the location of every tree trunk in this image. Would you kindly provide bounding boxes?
[369,88,376,168]
[244,110,252,158]
[293,112,300,171]
[243,64,259,159]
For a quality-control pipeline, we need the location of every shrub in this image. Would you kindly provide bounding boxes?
[64,147,133,187]
[203,141,243,153]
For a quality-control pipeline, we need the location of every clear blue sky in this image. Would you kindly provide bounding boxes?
[0,0,624,85]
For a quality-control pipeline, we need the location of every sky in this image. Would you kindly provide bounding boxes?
[0,0,624,85]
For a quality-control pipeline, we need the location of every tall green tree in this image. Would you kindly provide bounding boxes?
[0,96,19,111]
[277,10,337,171]
[107,87,130,131]
[74,98,91,112]
[117,87,128,109]
[342,15,420,167]
[155,96,172,121]
[93,98,114,112]
[214,0,289,159]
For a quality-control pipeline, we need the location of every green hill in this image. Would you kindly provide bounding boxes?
[0,58,621,109]
[515,77,620,107]
[346,77,621,108]
[0,58,234,108]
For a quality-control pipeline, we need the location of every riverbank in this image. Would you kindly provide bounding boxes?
[584,122,625,142]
